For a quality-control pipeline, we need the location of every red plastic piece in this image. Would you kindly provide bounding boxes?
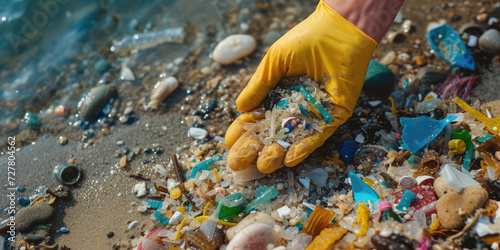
[391,183,437,218]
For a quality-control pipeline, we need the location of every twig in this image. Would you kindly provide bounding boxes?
[447,208,487,245]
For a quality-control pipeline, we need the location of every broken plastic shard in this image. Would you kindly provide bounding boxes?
[277,140,291,149]
[287,85,333,123]
[276,99,289,108]
[147,199,163,209]
[216,192,248,208]
[400,115,457,153]
[349,171,380,204]
[200,203,222,241]
[338,140,357,163]
[427,24,475,70]
[454,97,500,134]
[302,206,336,237]
[395,190,418,211]
[189,155,222,179]
[440,164,479,193]
[154,210,170,226]
[299,177,311,189]
[242,186,279,213]
[308,168,328,187]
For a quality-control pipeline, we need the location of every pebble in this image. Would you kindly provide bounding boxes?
[133,182,147,197]
[436,186,488,229]
[226,223,280,250]
[200,66,212,75]
[478,29,500,52]
[123,106,134,115]
[94,58,110,74]
[149,76,179,109]
[433,177,453,198]
[308,168,328,187]
[107,232,114,238]
[226,212,277,241]
[263,31,281,46]
[189,127,208,140]
[119,115,128,123]
[212,34,256,65]
[379,51,396,66]
[59,136,67,145]
[15,203,54,232]
[116,140,124,146]
[119,156,127,168]
[54,105,68,116]
[128,220,138,229]
[61,227,69,233]
[79,84,117,121]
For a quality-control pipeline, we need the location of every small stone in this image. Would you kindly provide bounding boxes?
[119,116,128,123]
[123,106,134,115]
[226,212,277,241]
[436,186,488,229]
[60,227,69,233]
[128,221,138,230]
[15,203,54,232]
[416,66,447,85]
[379,50,396,66]
[414,55,426,66]
[94,58,110,74]
[102,128,110,135]
[54,105,68,116]
[107,232,114,238]
[433,177,453,198]
[276,183,285,190]
[133,182,147,197]
[59,136,67,145]
[478,29,500,52]
[263,30,281,46]
[212,34,256,65]
[119,156,127,168]
[116,140,124,146]
[200,66,212,75]
[189,127,208,140]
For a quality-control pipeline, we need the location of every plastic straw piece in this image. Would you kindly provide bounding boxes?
[192,216,238,227]
[174,216,188,241]
[242,186,279,213]
[148,199,163,209]
[287,85,333,123]
[299,104,309,117]
[203,202,211,216]
[189,155,222,179]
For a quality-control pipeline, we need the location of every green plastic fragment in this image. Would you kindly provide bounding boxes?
[276,99,289,108]
[23,111,40,129]
[381,181,390,188]
[148,199,163,209]
[287,85,333,123]
[242,186,279,213]
[452,129,474,171]
[189,155,222,179]
[298,104,309,117]
[37,226,48,231]
[216,193,248,219]
[154,210,170,226]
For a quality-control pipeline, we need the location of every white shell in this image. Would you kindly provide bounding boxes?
[226,223,280,250]
[226,212,277,241]
[189,127,208,140]
[128,220,138,229]
[169,211,184,225]
[149,76,179,109]
[133,182,147,197]
[212,34,256,65]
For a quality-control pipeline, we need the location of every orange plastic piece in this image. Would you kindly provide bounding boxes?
[355,203,369,237]
[306,224,347,250]
[476,135,500,173]
[302,206,336,238]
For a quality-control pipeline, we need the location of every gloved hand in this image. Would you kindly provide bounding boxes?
[226,0,400,174]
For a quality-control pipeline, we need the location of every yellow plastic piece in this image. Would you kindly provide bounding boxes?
[290,218,304,226]
[177,206,187,214]
[307,102,322,120]
[388,97,398,117]
[448,139,466,155]
[355,203,369,237]
[306,224,347,250]
[362,177,374,187]
[302,206,336,238]
[170,188,182,200]
[213,169,220,183]
[338,204,348,211]
[203,202,211,216]
[174,216,188,241]
[169,247,180,250]
[227,0,377,171]
[430,218,441,231]
[454,97,500,134]
[192,216,238,227]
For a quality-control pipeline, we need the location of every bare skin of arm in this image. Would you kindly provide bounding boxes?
[324,0,405,43]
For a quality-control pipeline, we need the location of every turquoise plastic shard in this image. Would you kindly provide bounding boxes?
[287,85,333,123]
[427,24,475,71]
[154,210,170,226]
[299,104,309,117]
[452,129,474,171]
[395,190,418,211]
[350,171,380,204]
[276,99,289,108]
[400,115,457,153]
[189,155,222,179]
[476,134,493,143]
[242,186,279,213]
[148,199,163,209]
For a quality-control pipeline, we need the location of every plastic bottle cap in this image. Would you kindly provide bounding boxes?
[416,175,435,186]
[379,201,393,211]
[170,188,182,199]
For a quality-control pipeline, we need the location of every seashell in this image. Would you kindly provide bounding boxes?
[386,31,406,43]
[189,127,208,140]
[226,223,280,250]
[149,76,179,109]
[186,227,224,250]
[226,212,277,241]
[79,85,117,121]
[212,34,256,65]
[54,105,68,116]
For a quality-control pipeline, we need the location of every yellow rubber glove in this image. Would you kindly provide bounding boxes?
[226,0,378,174]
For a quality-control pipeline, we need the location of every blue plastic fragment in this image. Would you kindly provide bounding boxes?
[189,155,222,179]
[61,227,69,233]
[381,181,390,188]
[154,210,170,226]
[305,123,311,130]
[147,199,163,209]
[349,171,380,204]
[242,186,279,213]
[427,24,475,71]
[396,190,418,211]
[287,85,333,123]
[299,104,309,117]
[476,134,493,143]
[296,222,303,231]
[338,140,357,163]
[400,115,457,153]
[276,99,289,108]
[18,198,30,206]
[284,123,294,134]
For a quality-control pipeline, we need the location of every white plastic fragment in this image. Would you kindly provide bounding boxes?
[277,206,291,219]
[368,100,382,107]
[277,140,291,149]
[189,127,208,140]
[299,177,310,189]
[472,202,500,237]
[169,211,184,225]
[355,134,365,144]
[133,182,147,197]
[440,164,479,193]
[120,65,135,81]
[128,220,138,229]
